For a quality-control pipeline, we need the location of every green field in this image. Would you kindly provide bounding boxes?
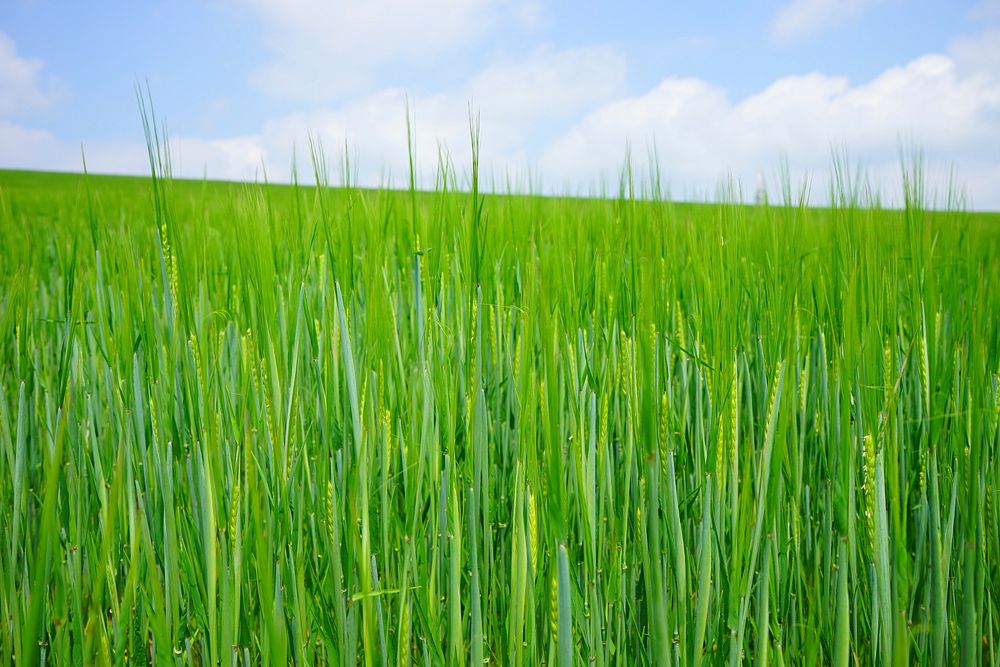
[1,158,999,665]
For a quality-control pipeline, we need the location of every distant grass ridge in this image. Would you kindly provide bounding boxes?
[0,141,999,665]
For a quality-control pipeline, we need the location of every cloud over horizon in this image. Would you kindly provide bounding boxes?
[1,12,999,210]
[539,46,1000,202]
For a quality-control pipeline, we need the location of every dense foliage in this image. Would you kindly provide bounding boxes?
[1,153,999,665]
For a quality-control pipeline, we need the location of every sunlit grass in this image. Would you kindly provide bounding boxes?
[0,125,999,665]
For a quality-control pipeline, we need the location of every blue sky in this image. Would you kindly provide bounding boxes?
[2,0,999,207]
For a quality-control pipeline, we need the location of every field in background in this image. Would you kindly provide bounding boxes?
[1,163,999,666]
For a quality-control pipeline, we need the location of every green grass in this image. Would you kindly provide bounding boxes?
[1,147,999,666]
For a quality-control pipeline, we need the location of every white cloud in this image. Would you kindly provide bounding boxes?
[950,27,1000,77]
[2,43,619,188]
[0,120,267,181]
[771,0,881,40]
[539,44,1000,207]
[169,136,269,180]
[466,45,625,125]
[0,121,67,167]
[0,32,61,116]
[257,44,626,187]
[0,121,151,175]
[241,0,541,101]
[4,27,1000,210]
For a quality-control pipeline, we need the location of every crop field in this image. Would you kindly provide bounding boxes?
[1,148,999,666]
